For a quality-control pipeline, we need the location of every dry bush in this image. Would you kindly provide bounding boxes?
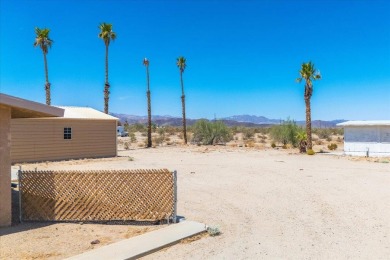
[328,143,338,150]
[129,132,137,143]
[153,136,165,146]
[242,128,255,140]
[245,140,255,148]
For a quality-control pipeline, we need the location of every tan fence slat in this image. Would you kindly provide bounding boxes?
[20,169,175,222]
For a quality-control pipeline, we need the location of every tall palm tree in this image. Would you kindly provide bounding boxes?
[98,23,116,114]
[33,27,53,105]
[143,58,152,148]
[177,56,187,144]
[296,61,321,150]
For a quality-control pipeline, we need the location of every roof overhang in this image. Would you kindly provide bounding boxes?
[337,120,390,127]
[0,93,64,118]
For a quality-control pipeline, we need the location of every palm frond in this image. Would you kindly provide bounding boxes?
[98,22,116,45]
[33,27,53,53]
[176,56,186,72]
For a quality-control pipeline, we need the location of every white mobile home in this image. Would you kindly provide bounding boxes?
[337,121,390,157]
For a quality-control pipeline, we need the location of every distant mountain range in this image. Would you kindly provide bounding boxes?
[111,113,347,128]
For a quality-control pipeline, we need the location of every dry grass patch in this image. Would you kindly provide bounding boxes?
[180,231,208,244]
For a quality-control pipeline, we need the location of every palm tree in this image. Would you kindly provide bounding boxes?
[177,56,187,144]
[296,61,321,151]
[33,27,53,105]
[143,58,152,148]
[98,23,116,114]
[296,130,307,153]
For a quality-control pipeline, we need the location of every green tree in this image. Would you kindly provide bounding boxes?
[98,23,116,114]
[192,120,232,145]
[33,27,53,105]
[177,56,187,144]
[296,61,321,150]
[143,58,152,148]
[270,118,301,147]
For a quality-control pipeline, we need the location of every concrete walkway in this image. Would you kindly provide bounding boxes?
[66,220,206,260]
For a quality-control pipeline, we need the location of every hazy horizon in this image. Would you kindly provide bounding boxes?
[1,0,389,120]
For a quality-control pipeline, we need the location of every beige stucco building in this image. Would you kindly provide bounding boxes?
[0,93,64,226]
[11,106,118,163]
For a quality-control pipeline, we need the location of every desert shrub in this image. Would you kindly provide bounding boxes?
[271,142,276,148]
[307,149,315,155]
[153,136,165,146]
[270,118,301,147]
[315,139,323,145]
[252,127,269,135]
[141,132,147,137]
[164,126,177,136]
[245,140,255,148]
[129,132,137,143]
[207,226,221,237]
[157,127,166,137]
[124,142,130,150]
[242,128,255,140]
[127,123,146,133]
[330,127,344,135]
[328,143,338,150]
[152,123,157,133]
[326,136,332,142]
[230,126,239,135]
[192,120,232,145]
[337,136,342,142]
[314,128,332,139]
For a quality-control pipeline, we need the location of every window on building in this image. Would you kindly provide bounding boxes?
[64,127,72,139]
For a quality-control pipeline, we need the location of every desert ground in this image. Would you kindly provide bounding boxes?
[2,136,389,259]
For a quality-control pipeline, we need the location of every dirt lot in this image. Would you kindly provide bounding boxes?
[3,145,390,259]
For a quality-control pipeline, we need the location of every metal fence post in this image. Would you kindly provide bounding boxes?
[18,166,22,223]
[173,170,177,223]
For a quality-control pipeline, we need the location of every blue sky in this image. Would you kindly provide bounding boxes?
[1,0,389,120]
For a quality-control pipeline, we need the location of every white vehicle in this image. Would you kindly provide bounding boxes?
[117,126,129,137]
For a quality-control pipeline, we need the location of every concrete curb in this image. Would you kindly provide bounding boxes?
[66,220,207,260]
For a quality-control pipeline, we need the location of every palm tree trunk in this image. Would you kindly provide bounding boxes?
[146,66,152,148]
[180,72,187,144]
[104,44,109,114]
[43,52,51,105]
[305,97,312,150]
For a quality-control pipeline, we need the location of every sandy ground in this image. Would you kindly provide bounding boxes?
[0,222,158,260]
[6,145,390,259]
